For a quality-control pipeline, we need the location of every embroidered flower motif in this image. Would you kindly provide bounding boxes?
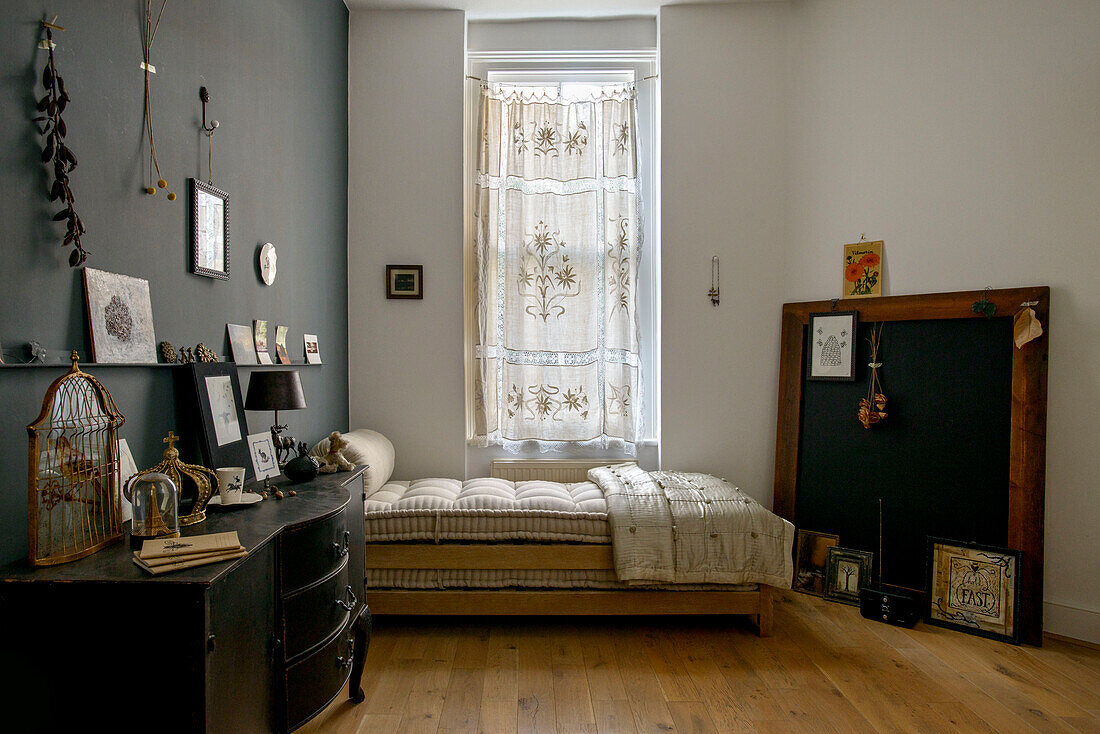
[533,123,559,157]
[607,383,631,416]
[518,221,581,321]
[563,122,588,154]
[606,217,632,317]
[613,122,630,154]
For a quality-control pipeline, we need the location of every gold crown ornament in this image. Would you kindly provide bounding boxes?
[127,431,216,526]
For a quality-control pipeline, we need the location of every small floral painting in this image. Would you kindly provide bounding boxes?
[842,240,884,298]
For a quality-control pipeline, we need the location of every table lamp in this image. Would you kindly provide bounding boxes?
[244,370,307,467]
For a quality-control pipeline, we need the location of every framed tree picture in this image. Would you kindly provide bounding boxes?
[188,362,251,475]
[824,547,873,606]
[190,178,230,280]
[926,537,1022,644]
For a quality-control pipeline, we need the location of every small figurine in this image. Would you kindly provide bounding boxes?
[195,342,218,363]
[318,431,354,474]
[178,346,195,363]
[159,341,177,363]
[271,424,296,466]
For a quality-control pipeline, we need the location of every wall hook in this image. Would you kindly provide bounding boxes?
[708,256,720,306]
[199,86,219,133]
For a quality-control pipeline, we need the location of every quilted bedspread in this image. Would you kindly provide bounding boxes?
[588,463,794,587]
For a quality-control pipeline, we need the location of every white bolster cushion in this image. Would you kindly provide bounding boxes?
[311,429,395,495]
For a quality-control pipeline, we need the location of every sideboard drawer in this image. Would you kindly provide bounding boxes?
[280,509,349,592]
[283,557,352,661]
[285,623,355,731]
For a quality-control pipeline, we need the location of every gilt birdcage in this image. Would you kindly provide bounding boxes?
[27,351,126,566]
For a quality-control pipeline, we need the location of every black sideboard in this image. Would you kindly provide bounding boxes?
[0,468,369,733]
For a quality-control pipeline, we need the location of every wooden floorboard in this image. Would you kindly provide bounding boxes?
[306,590,1100,732]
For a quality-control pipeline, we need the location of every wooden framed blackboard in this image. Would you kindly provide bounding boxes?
[772,287,1049,645]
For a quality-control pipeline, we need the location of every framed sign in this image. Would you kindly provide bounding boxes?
[807,311,858,381]
[386,264,423,299]
[926,537,1022,644]
[190,178,230,280]
[246,432,280,483]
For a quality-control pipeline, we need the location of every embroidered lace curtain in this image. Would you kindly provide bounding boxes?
[472,83,642,452]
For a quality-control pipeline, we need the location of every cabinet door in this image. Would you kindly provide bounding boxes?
[345,474,366,606]
[207,540,276,734]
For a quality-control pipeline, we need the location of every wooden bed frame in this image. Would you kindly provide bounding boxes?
[364,542,775,636]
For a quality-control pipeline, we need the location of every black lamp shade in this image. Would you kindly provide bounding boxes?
[244,370,307,412]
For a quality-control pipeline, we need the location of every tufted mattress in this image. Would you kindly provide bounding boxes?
[364,477,611,543]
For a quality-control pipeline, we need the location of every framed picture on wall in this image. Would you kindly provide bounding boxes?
[386,264,423,299]
[926,537,1022,644]
[807,311,858,381]
[190,178,230,280]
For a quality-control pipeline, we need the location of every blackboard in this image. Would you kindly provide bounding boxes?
[772,288,1049,645]
[795,317,1013,590]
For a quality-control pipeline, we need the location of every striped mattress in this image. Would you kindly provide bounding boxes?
[364,477,611,543]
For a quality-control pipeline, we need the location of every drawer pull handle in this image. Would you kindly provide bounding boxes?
[336,637,355,669]
[331,530,351,558]
[336,584,358,612]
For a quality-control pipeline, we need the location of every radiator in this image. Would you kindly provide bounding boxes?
[489,459,615,483]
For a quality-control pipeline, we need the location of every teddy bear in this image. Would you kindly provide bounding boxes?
[318,431,354,473]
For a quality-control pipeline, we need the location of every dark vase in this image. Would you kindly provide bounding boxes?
[284,454,320,483]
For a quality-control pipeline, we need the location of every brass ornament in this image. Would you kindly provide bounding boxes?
[195,342,217,362]
[159,341,177,363]
[27,351,125,565]
[128,431,215,526]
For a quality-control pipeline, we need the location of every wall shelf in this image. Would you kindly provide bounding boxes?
[0,359,322,369]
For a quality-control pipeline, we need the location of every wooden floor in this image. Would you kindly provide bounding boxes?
[302,590,1100,733]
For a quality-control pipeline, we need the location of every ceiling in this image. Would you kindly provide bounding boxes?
[343,0,768,21]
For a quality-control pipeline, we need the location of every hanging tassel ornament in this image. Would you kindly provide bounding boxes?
[858,322,888,429]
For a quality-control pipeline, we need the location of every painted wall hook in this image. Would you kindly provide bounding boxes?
[199,86,220,133]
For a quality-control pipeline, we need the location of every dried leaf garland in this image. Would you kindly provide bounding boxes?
[36,26,87,267]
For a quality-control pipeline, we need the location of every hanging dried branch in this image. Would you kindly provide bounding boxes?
[35,25,87,267]
[141,0,175,201]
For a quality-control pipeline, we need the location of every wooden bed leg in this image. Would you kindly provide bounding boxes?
[756,585,774,637]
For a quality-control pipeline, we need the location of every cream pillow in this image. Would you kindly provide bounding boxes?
[311,429,395,495]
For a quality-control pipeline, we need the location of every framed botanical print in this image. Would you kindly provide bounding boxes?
[824,547,873,606]
[926,537,1022,644]
[386,264,423,299]
[190,178,230,279]
[807,311,858,381]
[842,240,883,298]
[189,362,251,475]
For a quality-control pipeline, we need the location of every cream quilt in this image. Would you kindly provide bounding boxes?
[589,463,794,588]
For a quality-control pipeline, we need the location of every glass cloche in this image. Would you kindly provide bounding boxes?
[125,471,179,543]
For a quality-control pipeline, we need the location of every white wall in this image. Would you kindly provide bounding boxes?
[783,0,1100,644]
[348,9,467,479]
[659,3,792,496]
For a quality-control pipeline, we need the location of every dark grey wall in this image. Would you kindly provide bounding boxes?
[0,1,349,564]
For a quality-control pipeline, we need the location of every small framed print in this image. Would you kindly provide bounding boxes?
[824,547,873,606]
[246,432,280,483]
[189,362,251,475]
[793,529,840,597]
[842,240,883,298]
[386,264,423,299]
[190,178,230,280]
[926,537,1022,644]
[227,323,258,365]
[807,311,858,381]
[303,333,322,364]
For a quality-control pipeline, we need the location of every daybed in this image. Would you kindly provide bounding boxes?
[313,431,794,636]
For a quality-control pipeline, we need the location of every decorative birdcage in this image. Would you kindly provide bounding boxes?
[27,351,126,566]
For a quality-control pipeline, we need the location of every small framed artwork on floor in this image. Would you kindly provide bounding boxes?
[926,537,1022,644]
[824,547,873,606]
[386,264,423,299]
[807,311,857,381]
[793,529,839,596]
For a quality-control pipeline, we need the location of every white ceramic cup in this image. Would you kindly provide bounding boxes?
[216,467,246,505]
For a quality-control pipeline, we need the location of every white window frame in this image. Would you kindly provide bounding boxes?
[463,48,660,472]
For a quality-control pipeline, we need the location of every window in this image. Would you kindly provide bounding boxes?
[464,28,659,463]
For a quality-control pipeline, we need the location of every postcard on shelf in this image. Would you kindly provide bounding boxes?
[254,319,273,364]
[842,240,883,298]
[303,333,322,364]
[139,530,243,560]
